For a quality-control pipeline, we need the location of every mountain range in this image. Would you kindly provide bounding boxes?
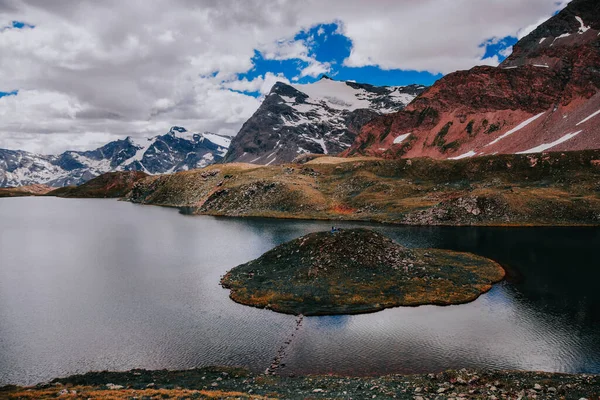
[0,127,230,187]
[2,0,599,187]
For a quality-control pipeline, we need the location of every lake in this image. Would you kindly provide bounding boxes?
[1,197,599,385]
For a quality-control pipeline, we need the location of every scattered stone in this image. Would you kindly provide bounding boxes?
[105,383,123,390]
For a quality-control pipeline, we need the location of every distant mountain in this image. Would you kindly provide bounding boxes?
[345,0,600,159]
[223,76,426,164]
[0,127,231,187]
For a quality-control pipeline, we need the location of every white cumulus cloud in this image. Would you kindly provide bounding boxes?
[0,0,568,153]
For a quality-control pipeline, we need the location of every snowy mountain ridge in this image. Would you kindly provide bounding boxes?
[224,76,426,165]
[0,127,231,187]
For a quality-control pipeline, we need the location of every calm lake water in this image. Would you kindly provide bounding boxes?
[1,197,599,385]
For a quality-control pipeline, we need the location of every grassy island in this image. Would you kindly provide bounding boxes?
[221,228,505,315]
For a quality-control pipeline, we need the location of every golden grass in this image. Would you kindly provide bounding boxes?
[7,386,277,399]
[331,204,358,214]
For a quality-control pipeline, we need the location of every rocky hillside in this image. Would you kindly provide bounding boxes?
[344,0,600,160]
[48,171,148,198]
[0,127,230,187]
[128,150,600,226]
[223,76,425,165]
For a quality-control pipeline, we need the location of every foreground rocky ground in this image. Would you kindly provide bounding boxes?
[2,367,598,399]
[127,150,600,226]
[222,229,505,315]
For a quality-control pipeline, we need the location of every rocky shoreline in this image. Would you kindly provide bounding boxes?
[3,367,598,399]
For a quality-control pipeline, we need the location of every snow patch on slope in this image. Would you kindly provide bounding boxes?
[449,150,477,160]
[202,133,231,153]
[516,131,582,154]
[551,32,571,46]
[393,133,411,144]
[486,112,546,146]
[576,109,600,126]
[308,137,328,154]
[576,16,590,34]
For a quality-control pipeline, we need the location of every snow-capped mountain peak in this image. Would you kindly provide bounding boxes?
[0,127,231,187]
[289,78,424,114]
[223,77,426,165]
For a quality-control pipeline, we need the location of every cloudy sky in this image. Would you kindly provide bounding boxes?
[0,0,568,154]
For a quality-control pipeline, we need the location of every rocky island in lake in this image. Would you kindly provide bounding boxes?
[221,228,505,315]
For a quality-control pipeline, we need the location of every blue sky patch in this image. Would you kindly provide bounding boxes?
[229,22,521,97]
[295,23,352,65]
[1,21,35,32]
[0,90,18,98]
[480,36,518,61]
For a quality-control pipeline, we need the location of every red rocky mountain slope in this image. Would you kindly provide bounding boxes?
[344,0,600,160]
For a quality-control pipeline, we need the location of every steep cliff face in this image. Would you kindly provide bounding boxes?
[223,77,425,165]
[345,0,600,160]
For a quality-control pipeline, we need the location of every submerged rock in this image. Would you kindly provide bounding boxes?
[221,228,505,315]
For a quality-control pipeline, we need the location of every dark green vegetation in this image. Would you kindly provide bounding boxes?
[3,367,598,399]
[49,171,148,198]
[466,119,475,136]
[485,122,502,134]
[416,106,439,126]
[431,121,453,150]
[221,229,505,316]
[128,150,600,226]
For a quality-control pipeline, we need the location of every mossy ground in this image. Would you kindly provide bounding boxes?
[221,229,505,315]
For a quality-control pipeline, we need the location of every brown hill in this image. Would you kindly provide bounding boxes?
[0,184,54,198]
[129,150,600,226]
[49,171,148,198]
